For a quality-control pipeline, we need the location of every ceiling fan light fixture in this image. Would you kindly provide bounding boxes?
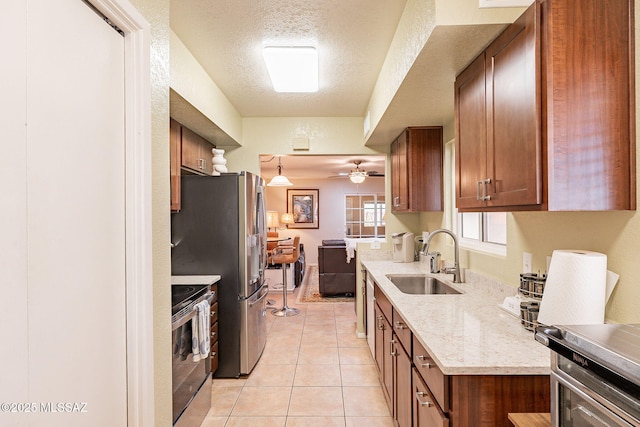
[348,160,367,184]
[263,46,318,93]
[349,171,366,184]
[267,156,294,186]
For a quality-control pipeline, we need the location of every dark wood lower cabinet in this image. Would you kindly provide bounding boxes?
[448,375,550,427]
[374,303,393,410]
[372,282,550,427]
[394,338,413,427]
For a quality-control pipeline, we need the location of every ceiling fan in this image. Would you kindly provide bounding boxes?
[330,160,385,183]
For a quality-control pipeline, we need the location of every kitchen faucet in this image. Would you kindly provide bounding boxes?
[423,229,463,283]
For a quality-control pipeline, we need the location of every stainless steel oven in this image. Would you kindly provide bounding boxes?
[535,324,640,426]
[171,283,215,427]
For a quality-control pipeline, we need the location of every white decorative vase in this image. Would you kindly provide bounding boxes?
[211,148,227,176]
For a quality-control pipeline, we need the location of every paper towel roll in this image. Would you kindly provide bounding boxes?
[537,250,607,326]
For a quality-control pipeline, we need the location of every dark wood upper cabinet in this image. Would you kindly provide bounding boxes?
[455,0,635,211]
[169,118,216,212]
[391,126,443,213]
[170,118,182,212]
[455,53,488,210]
[181,125,215,175]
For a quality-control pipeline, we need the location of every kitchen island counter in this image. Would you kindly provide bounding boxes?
[362,260,550,375]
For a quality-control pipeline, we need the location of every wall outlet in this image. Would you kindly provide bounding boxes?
[370,241,381,250]
[523,252,533,274]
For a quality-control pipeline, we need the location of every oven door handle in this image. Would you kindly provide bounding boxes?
[172,292,214,331]
[172,310,198,331]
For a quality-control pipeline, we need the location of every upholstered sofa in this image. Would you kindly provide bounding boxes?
[318,240,356,296]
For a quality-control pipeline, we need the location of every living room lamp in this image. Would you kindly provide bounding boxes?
[280,212,294,228]
[266,211,280,232]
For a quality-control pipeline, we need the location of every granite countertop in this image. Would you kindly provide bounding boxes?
[171,275,221,285]
[362,260,550,376]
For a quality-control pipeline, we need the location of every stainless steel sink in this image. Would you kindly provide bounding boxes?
[385,274,462,295]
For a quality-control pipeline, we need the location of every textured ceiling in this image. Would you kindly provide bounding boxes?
[170,0,521,175]
[170,0,407,117]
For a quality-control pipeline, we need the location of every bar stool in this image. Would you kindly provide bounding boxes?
[270,235,300,317]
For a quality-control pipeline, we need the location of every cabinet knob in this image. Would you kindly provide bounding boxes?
[210,311,216,317]
[390,339,397,356]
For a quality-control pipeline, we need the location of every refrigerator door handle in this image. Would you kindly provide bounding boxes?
[256,184,268,276]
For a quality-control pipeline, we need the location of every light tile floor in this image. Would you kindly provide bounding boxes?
[199,288,393,427]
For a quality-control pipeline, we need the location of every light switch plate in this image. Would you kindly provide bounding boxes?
[523,252,532,273]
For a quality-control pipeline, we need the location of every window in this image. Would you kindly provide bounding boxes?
[345,194,385,238]
[445,141,507,255]
[459,211,507,245]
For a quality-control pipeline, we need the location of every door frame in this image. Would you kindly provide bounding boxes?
[88,0,154,425]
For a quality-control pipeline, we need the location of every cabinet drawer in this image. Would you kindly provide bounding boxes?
[413,335,449,412]
[210,283,218,304]
[210,341,219,374]
[374,284,392,323]
[392,309,412,354]
[413,368,449,427]
[210,301,219,326]
[210,320,218,343]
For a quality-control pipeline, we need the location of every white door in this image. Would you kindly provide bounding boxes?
[1,0,128,425]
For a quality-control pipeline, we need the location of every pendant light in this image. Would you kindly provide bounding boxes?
[349,160,367,184]
[267,156,293,186]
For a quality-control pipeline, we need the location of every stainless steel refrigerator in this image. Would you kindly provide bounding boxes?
[171,172,268,377]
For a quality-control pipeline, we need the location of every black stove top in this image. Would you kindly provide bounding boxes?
[171,284,209,315]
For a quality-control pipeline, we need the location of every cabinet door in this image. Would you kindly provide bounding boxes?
[455,53,488,210]
[411,127,443,212]
[394,338,413,427]
[181,126,214,174]
[200,140,213,175]
[374,303,393,410]
[169,118,181,211]
[543,0,634,210]
[391,131,409,211]
[180,125,203,172]
[485,4,541,208]
[392,127,443,212]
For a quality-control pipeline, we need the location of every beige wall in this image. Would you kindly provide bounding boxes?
[265,177,385,265]
[421,208,640,324]
[128,0,172,425]
[222,117,386,174]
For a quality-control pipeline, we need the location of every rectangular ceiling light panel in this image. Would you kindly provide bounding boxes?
[263,46,318,93]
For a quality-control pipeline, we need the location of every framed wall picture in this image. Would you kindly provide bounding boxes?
[287,189,319,229]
